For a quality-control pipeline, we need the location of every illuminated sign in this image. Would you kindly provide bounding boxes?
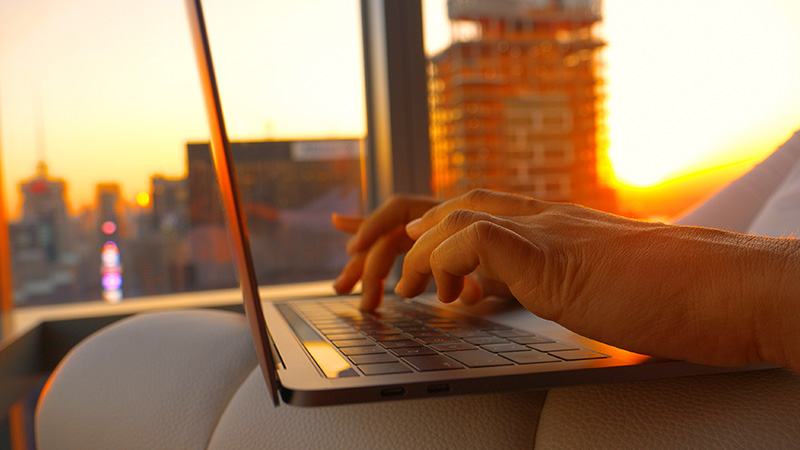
[102,272,123,291]
[290,140,360,161]
[101,239,123,303]
[101,221,117,235]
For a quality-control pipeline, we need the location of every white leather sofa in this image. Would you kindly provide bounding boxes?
[34,309,800,449]
[36,131,800,448]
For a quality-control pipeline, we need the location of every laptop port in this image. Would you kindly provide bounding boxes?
[427,384,451,394]
[380,387,406,397]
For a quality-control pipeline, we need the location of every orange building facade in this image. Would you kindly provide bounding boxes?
[429,0,616,211]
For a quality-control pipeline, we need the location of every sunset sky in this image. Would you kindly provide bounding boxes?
[2,0,800,218]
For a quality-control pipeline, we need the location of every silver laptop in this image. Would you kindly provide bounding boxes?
[184,0,761,407]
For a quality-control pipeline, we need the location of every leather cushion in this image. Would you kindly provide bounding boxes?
[535,368,800,450]
[36,310,259,450]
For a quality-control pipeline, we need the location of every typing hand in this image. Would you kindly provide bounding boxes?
[331,195,439,311]
[394,189,799,369]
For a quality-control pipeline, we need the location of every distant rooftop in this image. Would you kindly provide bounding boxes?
[448,0,602,22]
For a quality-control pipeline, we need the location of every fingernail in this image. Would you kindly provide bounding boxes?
[394,280,404,297]
[405,218,422,237]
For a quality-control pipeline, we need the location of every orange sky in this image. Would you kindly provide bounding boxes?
[2,0,800,218]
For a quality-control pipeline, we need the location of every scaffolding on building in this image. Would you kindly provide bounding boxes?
[429,0,615,211]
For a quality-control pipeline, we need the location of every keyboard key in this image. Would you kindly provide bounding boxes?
[491,329,536,338]
[446,349,514,368]
[392,347,437,357]
[365,328,402,336]
[396,326,433,333]
[500,351,562,364]
[407,330,446,338]
[349,353,399,364]
[450,330,491,338]
[332,339,373,348]
[372,333,413,342]
[340,346,386,356]
[358,362,412,375]
[550,350,608,361]
[419,336,460,344]
[319,327,357,335]
[380,340,422,349]
[529,342,579,352]
[480,343,530,353]
[509,336,555,345]
[464,336,509,345]
[326,333,364,341]
[402,354,464,371]
[430,342,477,352]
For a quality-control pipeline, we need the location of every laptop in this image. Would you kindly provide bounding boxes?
[184,0,764,407]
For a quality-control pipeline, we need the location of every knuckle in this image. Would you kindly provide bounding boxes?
[469,220,503,244]
[462,188,493,208]
[442,209,481,230]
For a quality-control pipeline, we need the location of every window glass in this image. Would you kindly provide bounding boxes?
[423,0,800,220]
[0,0,366,306]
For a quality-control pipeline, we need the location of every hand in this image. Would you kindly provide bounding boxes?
[331,195,439,311]
[395,189,800,370]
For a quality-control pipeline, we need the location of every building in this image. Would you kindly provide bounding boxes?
[11,162,77,304]
[429,0,616,211]
[18,161,70,261]
[185,138,362,289]
[121,175,189,298]
[150,175,188,234]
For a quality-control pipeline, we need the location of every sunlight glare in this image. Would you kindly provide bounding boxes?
[604,0,800,188]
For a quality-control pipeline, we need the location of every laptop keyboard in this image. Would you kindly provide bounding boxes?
[293,298,607,376]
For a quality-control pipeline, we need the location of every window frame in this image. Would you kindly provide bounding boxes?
[360,0,432,211]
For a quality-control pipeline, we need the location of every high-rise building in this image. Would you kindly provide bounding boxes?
[11,162,77,304]
[149,175,188,234]
[185,138,362,289]
[429,0,615,211]
[18,161,70,260]
[121,175,189,298]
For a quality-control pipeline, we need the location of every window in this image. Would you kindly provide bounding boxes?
[422,0,800,219]
[0,0,367,306]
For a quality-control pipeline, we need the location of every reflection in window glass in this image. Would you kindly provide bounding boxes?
[0,0,365,306]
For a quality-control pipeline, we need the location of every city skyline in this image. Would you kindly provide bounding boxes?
[2,0,800,218]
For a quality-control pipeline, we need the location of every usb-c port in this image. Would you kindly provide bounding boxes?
[427,384,451,394]
[381,387,406,397]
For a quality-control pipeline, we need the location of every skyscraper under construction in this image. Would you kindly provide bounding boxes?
[429,0,615,211]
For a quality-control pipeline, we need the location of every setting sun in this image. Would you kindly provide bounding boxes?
[603,0,800,189]
[135,192,150,209]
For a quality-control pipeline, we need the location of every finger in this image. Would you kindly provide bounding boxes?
[333,251,367,294]
[360,225,413,311]
[459,274,484,305]
[459,272,514,304]
[398,209,514,298]
[430,221,542,303]
[331,213,363,234]
[406,189,547,240]
[347,196,436,254]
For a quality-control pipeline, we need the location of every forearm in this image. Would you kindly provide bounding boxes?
[749,237,800,372]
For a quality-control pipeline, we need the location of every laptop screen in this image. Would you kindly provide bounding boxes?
[184,0,280,406]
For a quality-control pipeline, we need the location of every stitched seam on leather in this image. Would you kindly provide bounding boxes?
[205,363,260,449]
